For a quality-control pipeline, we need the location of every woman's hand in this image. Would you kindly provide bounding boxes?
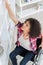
[4,0,18,25]
[4,0,9,10]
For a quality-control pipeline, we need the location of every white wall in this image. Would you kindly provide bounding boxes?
[0,0,16,65]
[7,0,17,51]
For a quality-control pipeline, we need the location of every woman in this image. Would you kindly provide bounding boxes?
[5,1,42,65]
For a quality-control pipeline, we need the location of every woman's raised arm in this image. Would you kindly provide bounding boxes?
[5,0,18,25]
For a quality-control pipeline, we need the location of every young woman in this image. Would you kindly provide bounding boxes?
[5,1,42,65]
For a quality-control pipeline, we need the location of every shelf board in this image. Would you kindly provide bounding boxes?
[17,8,43,19]
[15,0,42,7]
[22,0,42,7]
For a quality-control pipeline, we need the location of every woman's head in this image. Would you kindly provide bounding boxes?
[22,18,41,38]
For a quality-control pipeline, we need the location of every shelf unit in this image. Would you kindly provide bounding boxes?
[15,0,43,20]
[17,8,43,19]
[15,0,41,7]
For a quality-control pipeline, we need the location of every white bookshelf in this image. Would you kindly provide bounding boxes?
[15,0,42,7]
[17,8,43,19]
[15,0,43,19]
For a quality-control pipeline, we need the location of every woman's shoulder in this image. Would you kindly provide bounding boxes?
[30,34,42,42]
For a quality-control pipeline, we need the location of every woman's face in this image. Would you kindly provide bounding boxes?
[21,21,30,33]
